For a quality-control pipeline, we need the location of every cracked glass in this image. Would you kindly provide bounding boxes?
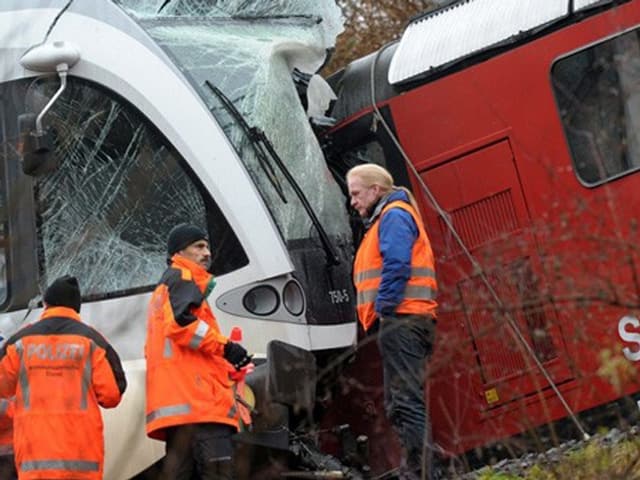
[117,0,351,248]
[13,76,246,298]
[0,151,5,306]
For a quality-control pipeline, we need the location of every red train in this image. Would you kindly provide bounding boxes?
[320,0,640,471]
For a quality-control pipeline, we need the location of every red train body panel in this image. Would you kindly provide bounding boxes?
[322,0,640,469]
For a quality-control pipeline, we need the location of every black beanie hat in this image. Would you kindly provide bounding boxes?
[167,223,208,256]
[43,275,81,313]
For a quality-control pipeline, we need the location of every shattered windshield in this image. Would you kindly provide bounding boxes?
[117,0,351,245]
[11,76,248,296]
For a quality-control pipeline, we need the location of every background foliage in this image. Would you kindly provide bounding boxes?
[323,0,438,76]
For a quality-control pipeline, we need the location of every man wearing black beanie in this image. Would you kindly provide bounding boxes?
[167,223,208,260]
[145,223,252,480]
[0,275,126,480]
[43,274,82,312]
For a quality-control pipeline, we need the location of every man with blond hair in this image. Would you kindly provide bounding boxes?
[347,164,438,480]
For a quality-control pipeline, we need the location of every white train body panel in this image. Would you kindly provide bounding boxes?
[0,1,355,477]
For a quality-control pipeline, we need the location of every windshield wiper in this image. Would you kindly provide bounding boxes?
[157,0,171,13]
[205,81,287,202]
[204,81,341,266]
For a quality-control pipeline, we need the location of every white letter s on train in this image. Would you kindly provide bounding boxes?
[619,316,640,362]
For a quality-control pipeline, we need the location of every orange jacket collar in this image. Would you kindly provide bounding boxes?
[41,306,81,321]
[171,254,212,291]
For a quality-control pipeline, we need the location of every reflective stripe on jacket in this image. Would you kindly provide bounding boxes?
[0,306,126,480]
[0,397,12,455]
[145,255,239,441]
[353,200,438,331]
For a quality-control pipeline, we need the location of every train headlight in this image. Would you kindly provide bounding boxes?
[242,286,279,316]
[216,275,306,322]
[282,280,304,316]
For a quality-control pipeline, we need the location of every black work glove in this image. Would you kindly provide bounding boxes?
[223,341,252,370]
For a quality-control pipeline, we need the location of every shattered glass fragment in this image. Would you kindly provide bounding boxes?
[118,0,350,244]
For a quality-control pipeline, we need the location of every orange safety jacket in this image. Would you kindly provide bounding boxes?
[0,397,13,456]
[353,200,438,331]
[0,306,126,480]
[145,254,239,441]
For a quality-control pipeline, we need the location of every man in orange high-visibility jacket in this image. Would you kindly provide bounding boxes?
[145,223,252,480]
[347,164,438,480]
[0,397,16,480]
[0,275,126,480]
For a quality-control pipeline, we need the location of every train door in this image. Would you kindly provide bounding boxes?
[420,138,574,413]
[0,81,41,335]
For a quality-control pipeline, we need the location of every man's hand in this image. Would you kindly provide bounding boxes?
[229,362,255,381]
[223,341,252,370]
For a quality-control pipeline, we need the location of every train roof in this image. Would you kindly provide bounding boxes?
[328,0,625,123]
[389,0,617,85]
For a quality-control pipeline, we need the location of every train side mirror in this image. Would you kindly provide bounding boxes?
[18,41,80,176]
[17,113,57,176]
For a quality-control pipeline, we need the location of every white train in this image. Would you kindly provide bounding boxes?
[0,1,356,478]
